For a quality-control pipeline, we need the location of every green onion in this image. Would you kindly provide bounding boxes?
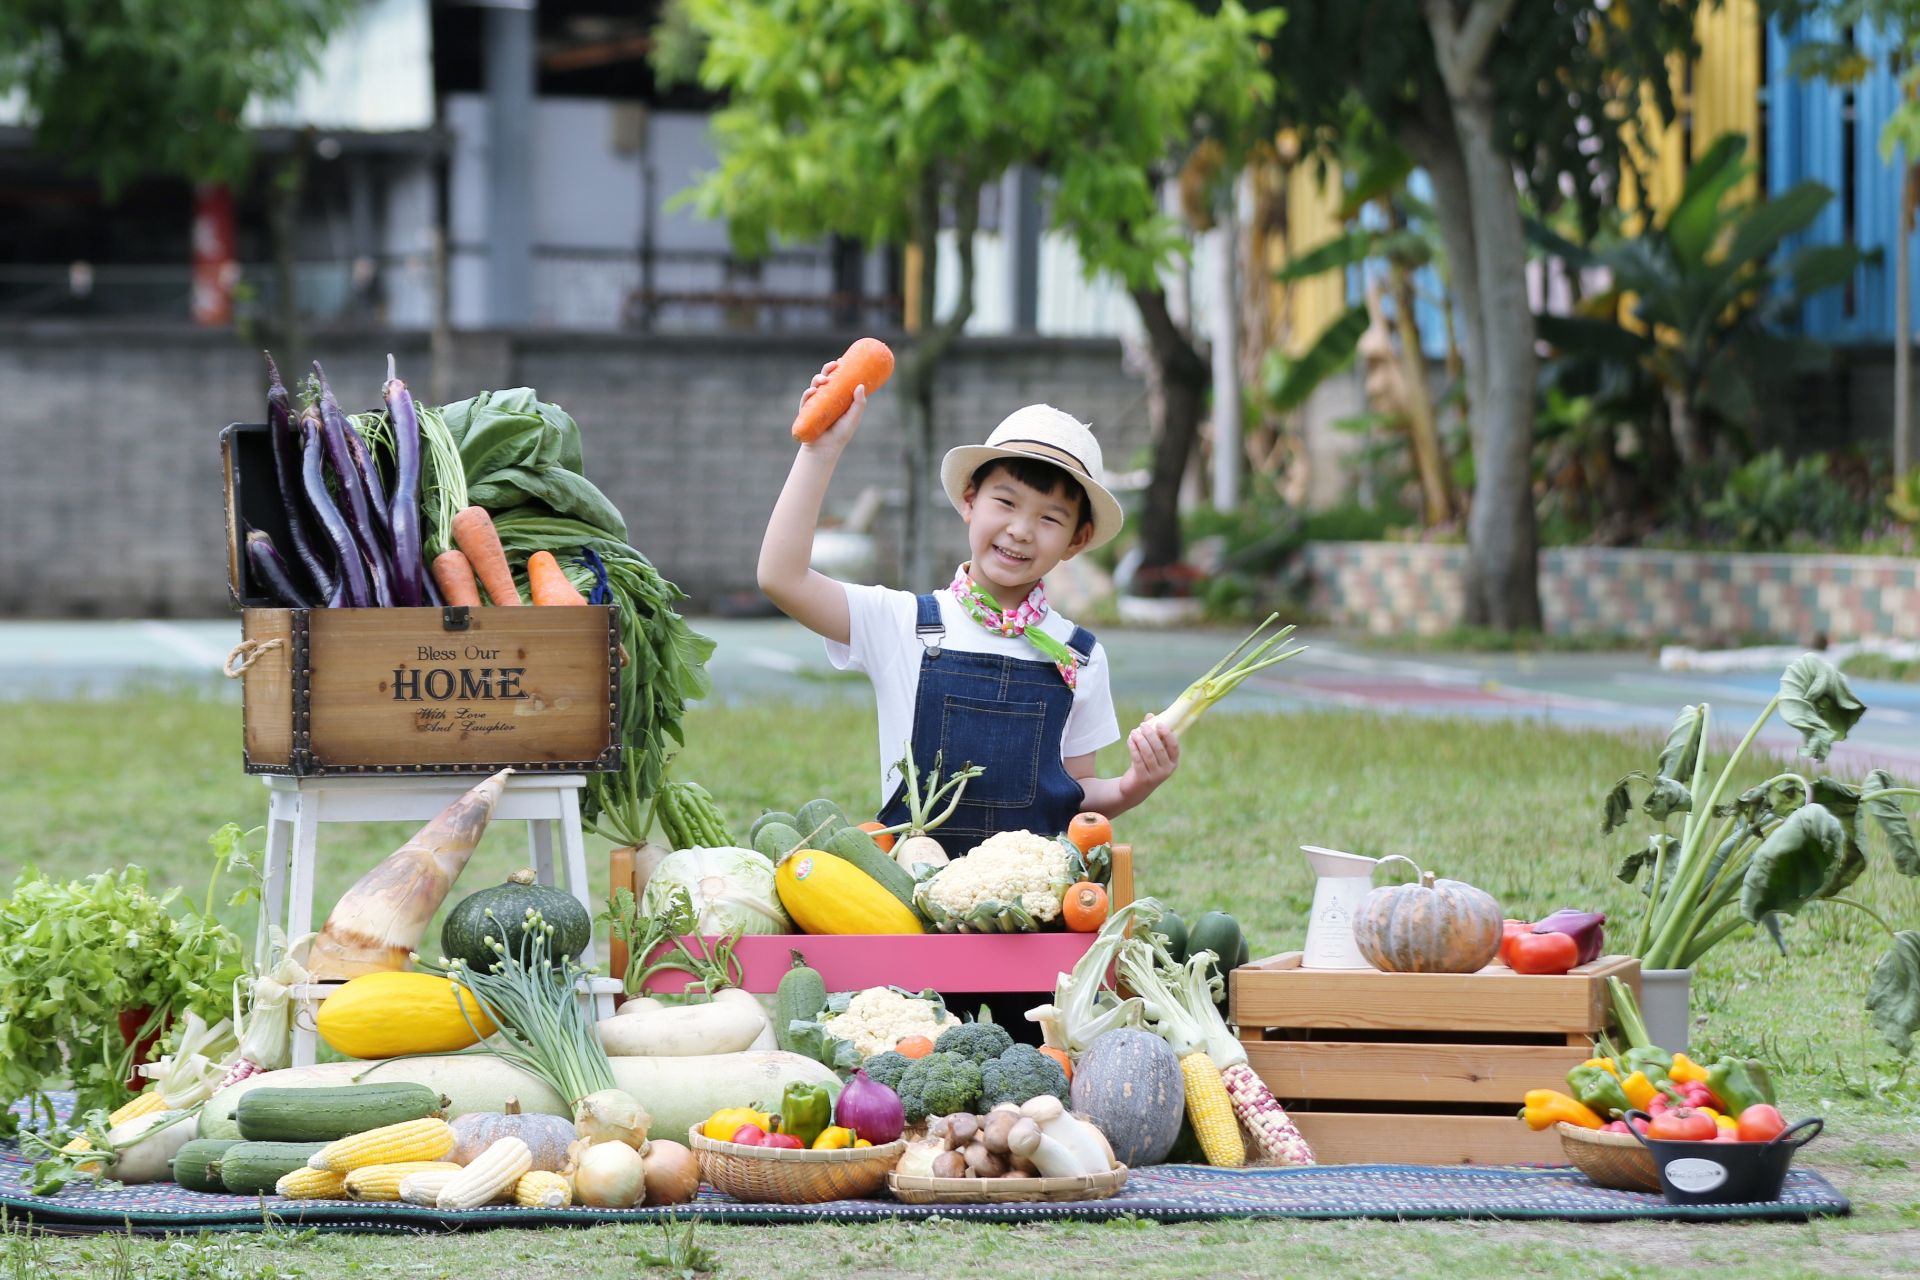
[1156,613,1306,737]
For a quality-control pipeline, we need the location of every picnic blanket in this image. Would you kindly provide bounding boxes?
[4,1096,1849,1233]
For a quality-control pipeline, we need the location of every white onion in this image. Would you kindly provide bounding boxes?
[573,1139,646,1208]
[574,1087,651,1149]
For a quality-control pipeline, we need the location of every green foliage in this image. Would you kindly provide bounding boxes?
[894,1050,983,1124]
[665,0,1279,287]
[0,0,352,196]
[1700,450,1878,550]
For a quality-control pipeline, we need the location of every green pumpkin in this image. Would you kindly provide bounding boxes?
[441,869,592,972]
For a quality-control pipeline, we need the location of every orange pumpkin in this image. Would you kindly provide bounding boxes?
[1352,858,1502,973]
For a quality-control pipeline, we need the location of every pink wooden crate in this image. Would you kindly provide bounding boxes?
[641,931,1099,995]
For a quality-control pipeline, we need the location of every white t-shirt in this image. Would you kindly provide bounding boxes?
[826,583,1121,807]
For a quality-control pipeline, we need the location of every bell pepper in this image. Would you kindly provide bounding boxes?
[1620,1070,1659,1112]
[1704,1058,1776,1119]
[854,1138,873,1148]
[812,1125,856,1151]
[1580,1056,1621,1078]
[1532,909,1607,965]
[704,1107,775,1141]
[763,1132,806,1150]
[1668,1053,1710,1085]
[1519,1089,1603,1131]
[1565,1064,1630,1117]
[729,1123,770,1146]
[1623,1045,1674,1080]
[1507,930,1580,975]
[779,1081,834,1150]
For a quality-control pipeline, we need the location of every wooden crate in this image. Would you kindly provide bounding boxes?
[1231,952,1640,1166]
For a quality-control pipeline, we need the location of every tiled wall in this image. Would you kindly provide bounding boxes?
[1304,542,1920,643]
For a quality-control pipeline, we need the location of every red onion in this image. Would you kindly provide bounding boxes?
[835,1069,905,1144]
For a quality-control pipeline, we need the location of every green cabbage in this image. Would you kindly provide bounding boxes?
[640,847,791,936]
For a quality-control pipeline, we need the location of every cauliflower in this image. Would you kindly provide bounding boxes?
[921,830,1075,927]
[818,986,956,1059]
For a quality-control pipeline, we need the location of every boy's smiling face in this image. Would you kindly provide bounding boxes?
[959,465,1095,603]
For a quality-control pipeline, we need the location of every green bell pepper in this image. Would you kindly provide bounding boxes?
[1565,1064,1630,1117]
[1705,1058,1776,1119]
[1622,1045,1674,1079]
[778,1081,833,1150]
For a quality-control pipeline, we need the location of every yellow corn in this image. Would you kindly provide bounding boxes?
[274,1167,349,1200]
[309,1118,455,1172]
[436,1137,532,1210]
[343,1161,463,1202]
[1180,1052,1245,1168]
[1220,1061,1315,1166]
[513,1169,572,1209]
[398,1168,462,1206]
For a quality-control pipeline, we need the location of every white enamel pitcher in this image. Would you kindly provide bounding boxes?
[1299,845,1381,969]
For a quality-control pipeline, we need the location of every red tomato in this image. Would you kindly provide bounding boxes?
[1499,919,1531,968]
[1712,1127,1743,1143]
[1647,1107,1718,1142]
[1736,1103,1788,1143]
[1507,929,1579,975]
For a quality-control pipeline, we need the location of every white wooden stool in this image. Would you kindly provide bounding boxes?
[258,772,619,1066]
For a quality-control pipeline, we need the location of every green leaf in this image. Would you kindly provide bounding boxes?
[1665,135,1752,266]
[1656,705,1704,785]
[1740,803,1850,921]
[1271,232,1377,284]
[1262,306,1369,413]
[1642,777,1693,823]
[1603,771,1648,834]
[1724,181,1835,271]
[1863,770,1920,876]
[1776,656,1867,762]
[1868,931,1920,1054]
[1617,834,1673,886]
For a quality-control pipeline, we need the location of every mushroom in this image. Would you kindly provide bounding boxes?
[1004,1116,1081,1179]
[947,1113,979,1148]
[931,1150,968,1179]
[963,1140,1007,1178]
[980,1109,1021,1154]
[1017,1095,1109,1175]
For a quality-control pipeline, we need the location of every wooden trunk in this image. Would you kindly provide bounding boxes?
[1231,952,1640,1166]
[238,605,621,776]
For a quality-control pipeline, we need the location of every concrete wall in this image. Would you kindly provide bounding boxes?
[0,324,1149,618]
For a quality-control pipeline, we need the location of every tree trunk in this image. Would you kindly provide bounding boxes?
[1423,0,1540,631]
[1130,283,1212,570]
[1382,202,1452,525]
[1898,163,1915,478]
[1666,385,1704,470]
[898,174,979,588]
[1401,86,1485,455]
[1210,173,1243,509]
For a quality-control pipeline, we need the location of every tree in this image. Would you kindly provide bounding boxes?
[1763,1,1920,477]
[0,0,352,196]
[1261,1,1699,629]
[662,0,1276,586]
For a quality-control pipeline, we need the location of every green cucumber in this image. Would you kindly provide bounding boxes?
[747,810,798,844]
[752,821,806,861]
[235,1082,445,1143]
[216,1142,329,1195]
[774,950,829,1055]
[824,825,920,910]
[793,798,851,843]
[171,1138,240,1193]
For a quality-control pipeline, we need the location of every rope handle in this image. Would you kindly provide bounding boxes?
[223,637,284,679]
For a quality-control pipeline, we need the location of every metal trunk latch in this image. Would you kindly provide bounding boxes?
[442,605,472,632]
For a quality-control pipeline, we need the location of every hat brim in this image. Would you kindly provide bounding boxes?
[940,445,1126,552]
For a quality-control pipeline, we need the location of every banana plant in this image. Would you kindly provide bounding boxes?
[1600,655,1920,1053]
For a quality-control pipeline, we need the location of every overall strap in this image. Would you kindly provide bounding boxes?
[914,593,945,657]
[1065,624,1096,665]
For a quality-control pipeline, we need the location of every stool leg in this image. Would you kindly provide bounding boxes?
[556,787,613,1018]
[258,789,295,972]
[288,791,322,1068]
[529,810,558,888]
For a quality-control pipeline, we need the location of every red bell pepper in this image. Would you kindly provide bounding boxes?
[762,1132,806,1150]
[730,1124,770,1146]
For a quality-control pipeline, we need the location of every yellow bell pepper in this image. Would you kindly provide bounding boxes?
[812,1126,856,1151]
[1519,1089,1603,1131]
[1580,1057,1621,1078]
[1716,1114,1737,1130]
[701,1107,775,1142]
[1669,1053,1710,1085]
[854,1139,872,1148]
[1620,1071,1659,1112]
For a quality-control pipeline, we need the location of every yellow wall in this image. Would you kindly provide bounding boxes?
[1624,0,1762,214]
[1276,161,1349,357]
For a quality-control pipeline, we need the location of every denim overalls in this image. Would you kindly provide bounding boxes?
[875,593,1097,857]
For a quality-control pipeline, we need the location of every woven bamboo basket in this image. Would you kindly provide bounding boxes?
[888,1165,1129,1205]
[688,1126,906,1204]
[1556,1123,1661,1192]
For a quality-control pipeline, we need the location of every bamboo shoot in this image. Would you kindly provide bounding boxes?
[307,768,512,981]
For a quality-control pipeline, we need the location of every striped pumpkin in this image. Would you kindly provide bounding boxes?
[1352,863,1501,974]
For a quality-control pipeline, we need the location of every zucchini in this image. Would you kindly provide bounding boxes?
[171,1138,240,1193]
[236,1082,446,1142]
[823,826,919,910]
[747,810,798,844]
[773,950,829,1055]
[1188,911,1247,1015]
[1155,911,1188,964]
[752,821,806,862]
[217,1141,329,1195]
[793,798,851,843]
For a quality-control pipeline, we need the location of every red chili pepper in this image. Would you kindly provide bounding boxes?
[1506,929,1579,975]
[762,1132,806,1150]
[730,1124,770,1146]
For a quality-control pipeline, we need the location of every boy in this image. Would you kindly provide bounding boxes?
[758,361,1179,856]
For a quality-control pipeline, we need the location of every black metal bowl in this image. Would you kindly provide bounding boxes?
[1622,1109,1823,1205]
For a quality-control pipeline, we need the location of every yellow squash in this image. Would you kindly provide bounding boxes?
[317,970,497,1059]
[776,850,924,935]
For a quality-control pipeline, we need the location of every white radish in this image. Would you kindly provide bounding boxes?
[108,1110,198,1184]
[597,997,767,1056]
[892,834,950,874]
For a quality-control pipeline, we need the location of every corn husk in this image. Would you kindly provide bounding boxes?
[307,768,512,981]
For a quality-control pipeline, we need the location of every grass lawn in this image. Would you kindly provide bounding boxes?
[3,690,1918,1278]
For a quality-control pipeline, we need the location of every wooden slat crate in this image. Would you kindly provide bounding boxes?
[1231,952,1640,1166]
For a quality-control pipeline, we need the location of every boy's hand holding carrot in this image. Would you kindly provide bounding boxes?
[795,359,868,459]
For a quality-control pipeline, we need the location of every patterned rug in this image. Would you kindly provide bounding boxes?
[3,1096,1849,1234]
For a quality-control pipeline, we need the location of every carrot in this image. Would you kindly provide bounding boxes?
[790,337,894,443]
[449,506,521,605]
[527,550,587,606]
[430,549,483,608]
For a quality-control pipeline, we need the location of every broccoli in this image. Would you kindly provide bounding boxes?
[861,1050,913,1094]
[980,1043,1071,1110]
[934,1019,1014,1067]
[895,1051,984,1124]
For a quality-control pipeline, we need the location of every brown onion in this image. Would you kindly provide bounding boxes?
[641,1139,700,1206]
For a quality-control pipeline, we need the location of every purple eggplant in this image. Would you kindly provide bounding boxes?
[312,361,395,602]
[246,529,313,608]
[1532,909,1607,966]
[381,353,427,607]
[264,353,333,599]
[346,426,394,555]
[301,403,372,607]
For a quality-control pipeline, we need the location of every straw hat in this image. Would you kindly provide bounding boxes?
[939,405,1126,550]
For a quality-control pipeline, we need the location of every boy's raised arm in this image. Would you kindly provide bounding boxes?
[756,366,866,645]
